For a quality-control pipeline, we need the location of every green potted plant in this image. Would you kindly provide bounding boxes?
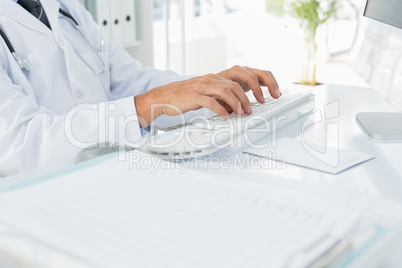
[290,0,338,85]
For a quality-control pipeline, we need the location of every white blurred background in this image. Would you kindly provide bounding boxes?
[152,0,368,90]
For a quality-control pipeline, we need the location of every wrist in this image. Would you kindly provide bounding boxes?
[134,89,164,128]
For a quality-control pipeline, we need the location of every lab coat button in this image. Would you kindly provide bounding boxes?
[56,38,64,47]
[75,91,84,100]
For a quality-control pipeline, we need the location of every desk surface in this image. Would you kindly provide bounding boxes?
[182,84,402,203]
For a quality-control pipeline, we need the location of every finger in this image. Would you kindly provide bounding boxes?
[229,66,265,104]
[197,77,252,114]
[202,85,245,116]
[198,96,230,119]
[245,67,281,99]
[228,84,252,114]
[210,71,252,93]
[217,99,234,114]
[267,71,280,93]
[237,81,252,92]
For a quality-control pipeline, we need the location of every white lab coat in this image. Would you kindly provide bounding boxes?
[0,0,189,176]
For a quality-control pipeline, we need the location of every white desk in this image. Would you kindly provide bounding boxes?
[1,84,402,267]
[190,84,402,268]
[180,84,402,203]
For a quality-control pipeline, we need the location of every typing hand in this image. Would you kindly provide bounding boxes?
[134,67,280,128]
[217,65,281,102]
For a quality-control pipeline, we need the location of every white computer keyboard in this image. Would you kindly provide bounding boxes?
[143,92,315,159]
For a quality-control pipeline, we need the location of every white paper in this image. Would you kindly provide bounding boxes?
[244,137,374,174]
[0,152,359,268]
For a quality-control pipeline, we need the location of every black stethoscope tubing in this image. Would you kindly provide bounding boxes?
[0,27,15,54]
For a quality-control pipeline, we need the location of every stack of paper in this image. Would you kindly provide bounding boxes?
[0,155,360,268]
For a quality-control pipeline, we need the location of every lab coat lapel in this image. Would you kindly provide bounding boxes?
[0,0,56,37]
[40,0,61,36]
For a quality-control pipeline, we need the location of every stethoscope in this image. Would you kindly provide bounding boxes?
[0,27,30,71]
[0,8,106,74]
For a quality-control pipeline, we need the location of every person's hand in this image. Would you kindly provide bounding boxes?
[135,73,248,127]
[217,65,281,102]
[134,67,280,128]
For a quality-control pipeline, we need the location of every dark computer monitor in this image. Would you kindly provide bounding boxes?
[364,0,402,30]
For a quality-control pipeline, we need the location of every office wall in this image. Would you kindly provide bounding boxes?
[124,0,154,67]
[81,0,154,67]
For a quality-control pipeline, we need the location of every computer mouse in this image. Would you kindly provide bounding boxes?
[74,142,131,164]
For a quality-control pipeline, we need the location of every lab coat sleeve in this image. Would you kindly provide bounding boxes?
[0,61,144,177]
